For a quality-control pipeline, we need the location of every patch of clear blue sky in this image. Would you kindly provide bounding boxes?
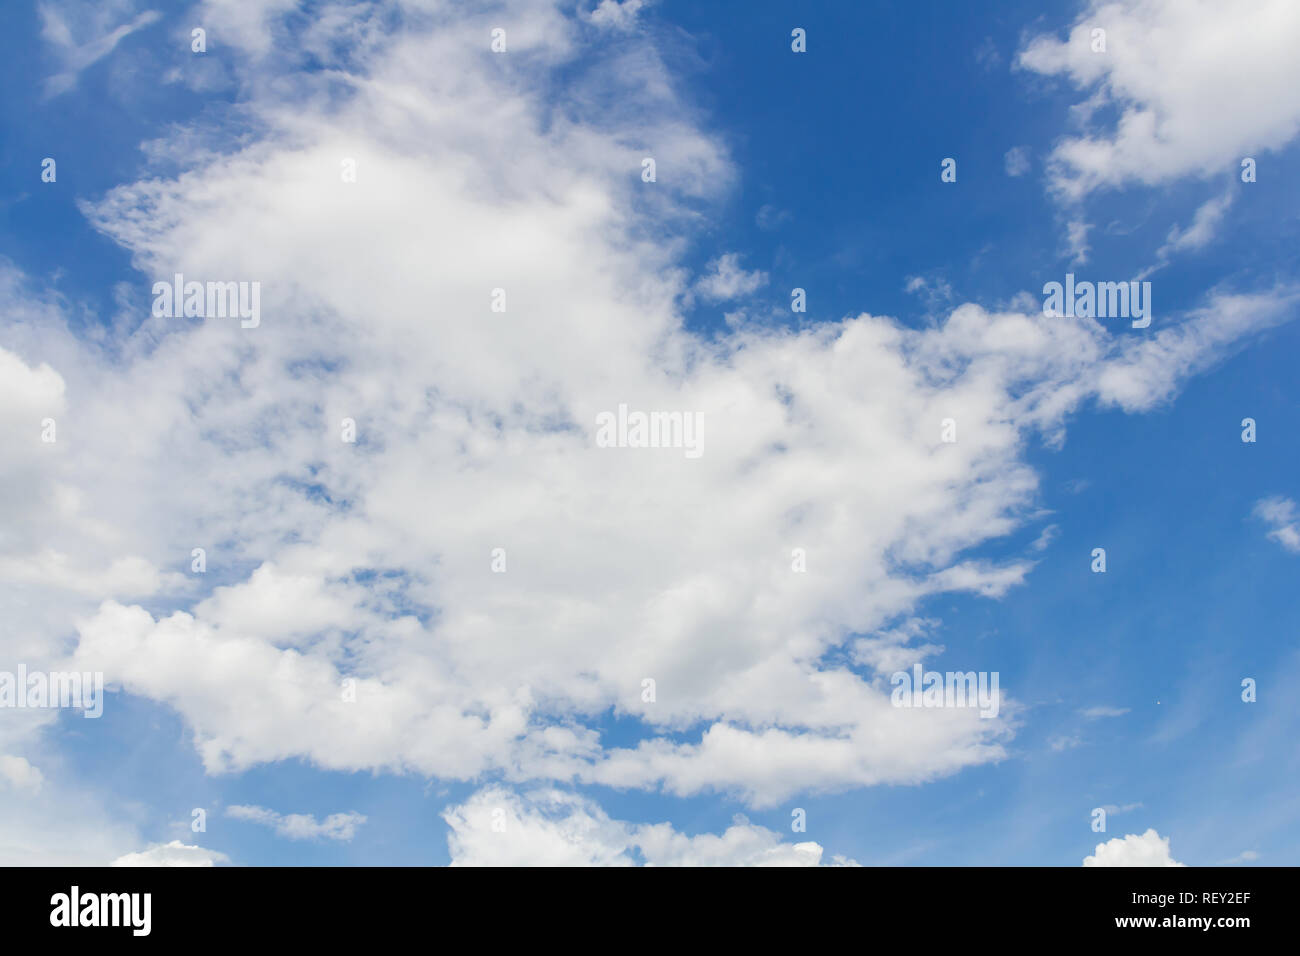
[4,0,1297,863]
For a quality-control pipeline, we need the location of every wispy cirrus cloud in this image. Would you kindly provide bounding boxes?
[38,1,160,99]
[1080,706,1129,719]
[1254,496,1300,553]
[226,805,367,842]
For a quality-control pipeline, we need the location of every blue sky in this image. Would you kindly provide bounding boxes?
[1,0,1297,867]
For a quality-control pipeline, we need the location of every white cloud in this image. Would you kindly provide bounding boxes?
[1081,706,1129,719]
[1091,286,1300,412]
[1018,0,1300,200]
[1064,219,1090,264]
[443,787,857,866]
[110,840,230,867]
[2,0,1297,819]
[1254,496,1300,553]
[852,617,944,677]
[1083,828,1185,867]
[1160,190,1235,256]
[694,253,769,302]
[1143,188,1237,276]
[194,563,366,646]
[0,755,44,793]
[1222,849,1259,865]
[226,804,367,841]
[1099,802,1142,815]
[1030,524,1059,551]
[589,0,650,31]
[904,275,955,311]
[1004,146,1031,177]
[38,1,161,98]
[192,0,299,59]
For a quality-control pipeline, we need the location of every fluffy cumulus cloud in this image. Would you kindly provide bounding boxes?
[1083,829,1185,867]
[443,787,856,866]
[110,840,231,867]
[0,755,44,792]
[2,0,1297,861]
[1018,0,1300,200]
